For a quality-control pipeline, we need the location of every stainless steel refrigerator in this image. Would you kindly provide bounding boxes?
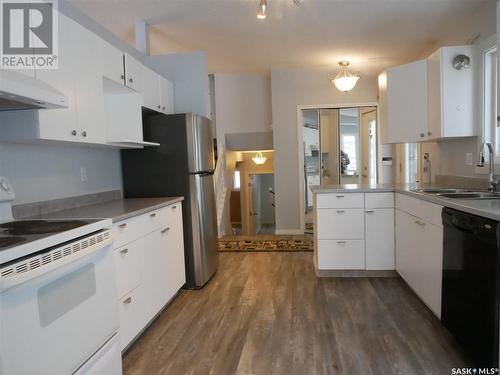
[121,113,218,288]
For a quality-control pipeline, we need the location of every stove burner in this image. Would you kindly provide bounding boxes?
[0,220,89,236]
[0,237,26,248]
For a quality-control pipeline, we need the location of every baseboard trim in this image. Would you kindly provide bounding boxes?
[275,229,303,235]
[317,270,398,278]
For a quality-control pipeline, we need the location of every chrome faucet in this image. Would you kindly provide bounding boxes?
[477,142,498,192]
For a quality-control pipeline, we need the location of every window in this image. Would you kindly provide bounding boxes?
[233,170,241,190]
[483,45,498,162]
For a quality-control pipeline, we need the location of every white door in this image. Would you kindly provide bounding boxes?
[159,77,174,114]
[142,68,161,112]
[73,24,106,144]
[365,208,394,270]
[100,41,125,85]
[124,54,143,92]
[387,59,428,143]
[36,14,79,142]
[0,245,118,375]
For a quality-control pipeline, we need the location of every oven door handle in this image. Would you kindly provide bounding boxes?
[0,240,112,293]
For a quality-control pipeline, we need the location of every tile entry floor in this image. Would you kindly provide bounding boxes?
[123,252,469,375]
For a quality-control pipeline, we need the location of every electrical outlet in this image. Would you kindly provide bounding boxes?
[465,152,473,166]
[80,166,87,182]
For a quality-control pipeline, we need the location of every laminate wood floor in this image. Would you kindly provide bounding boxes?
[123,252,469,375]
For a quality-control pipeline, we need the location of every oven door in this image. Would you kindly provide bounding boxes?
[0,242,118,375]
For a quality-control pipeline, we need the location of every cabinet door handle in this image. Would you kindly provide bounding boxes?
[120,74,125,80]
[415,220,426,226]
[120,248,129,254]
[365,210,374,213]
[161,227,170,234]
[420,133,425,138]
[157,105,161,109]
[71,130,77,136]
[81,131,87,137]
[337,241,346,245]
[336,210,345,213]
[150,212,157,218]
[123,297,132,304]
[162,106,165,110]
[171,205,177,210]
[118,223,127,229]
[335,195,345,198]
[129,77,134,84]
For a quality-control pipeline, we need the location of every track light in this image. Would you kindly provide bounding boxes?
[257,0,267,19]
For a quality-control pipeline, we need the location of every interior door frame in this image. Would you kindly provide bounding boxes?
[243,170,275,235]
[297,102,378,234]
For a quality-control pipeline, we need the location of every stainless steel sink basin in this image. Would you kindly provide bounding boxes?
[411,188,474,194]
[436,192,500,199]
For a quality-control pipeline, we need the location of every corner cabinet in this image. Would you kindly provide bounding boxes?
[112,202,186,351]
[379,45,475,144]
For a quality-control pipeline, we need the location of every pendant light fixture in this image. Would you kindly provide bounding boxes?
[330,61,360,93]
[252,152,267,165]
[257,0,267,19]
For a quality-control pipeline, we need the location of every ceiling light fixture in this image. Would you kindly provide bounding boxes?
[252,152,267,165]
[330,61,360,93]
[257,0,267,19]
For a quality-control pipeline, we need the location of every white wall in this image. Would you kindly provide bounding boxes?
[214,73,272,148]
[0,143,122,205]
[148,52,210,118]
[271,68,378,232]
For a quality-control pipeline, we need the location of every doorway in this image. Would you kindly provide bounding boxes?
[248,173,275,235]
[300,105,378,233]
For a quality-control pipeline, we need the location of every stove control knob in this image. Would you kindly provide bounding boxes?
[0,179,10,192]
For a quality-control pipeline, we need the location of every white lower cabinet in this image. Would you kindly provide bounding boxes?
[113,202,185,350]
[395,208,443,318]
[315,192,394,271]
[365,208,394,270]
[317,240,365,269]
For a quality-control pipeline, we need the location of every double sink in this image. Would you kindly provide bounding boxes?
[411,188,500,200]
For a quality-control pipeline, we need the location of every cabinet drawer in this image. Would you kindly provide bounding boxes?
[365,192,394,209]
[317,209,364,239]
[113,240,142,299]
[317,193,364,209]
[395,193,443,227]
[113,209,166,249]
[118,287,145,351]
[157,202,182,229]
[317,240,365,270]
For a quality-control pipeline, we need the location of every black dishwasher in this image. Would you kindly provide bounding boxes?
[442,208,499,368]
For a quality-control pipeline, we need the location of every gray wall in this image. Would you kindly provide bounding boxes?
[0,143,121,205]
[271,68,378,232]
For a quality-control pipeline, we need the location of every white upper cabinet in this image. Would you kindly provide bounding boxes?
[385,59,428,143]
[0,12,174,148]
[379,46,475,143]
[159,76,174,114]
[428,46,475,139]
[101,41,125,86]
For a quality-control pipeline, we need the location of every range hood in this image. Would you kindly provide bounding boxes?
[0,70,68,111]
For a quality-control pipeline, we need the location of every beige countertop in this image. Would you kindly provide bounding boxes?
[311,183,500,221]
[30,196,184,223]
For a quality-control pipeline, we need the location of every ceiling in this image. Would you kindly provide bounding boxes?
[69,0,493,74]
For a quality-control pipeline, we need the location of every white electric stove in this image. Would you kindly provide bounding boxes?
[0,176,122,375]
